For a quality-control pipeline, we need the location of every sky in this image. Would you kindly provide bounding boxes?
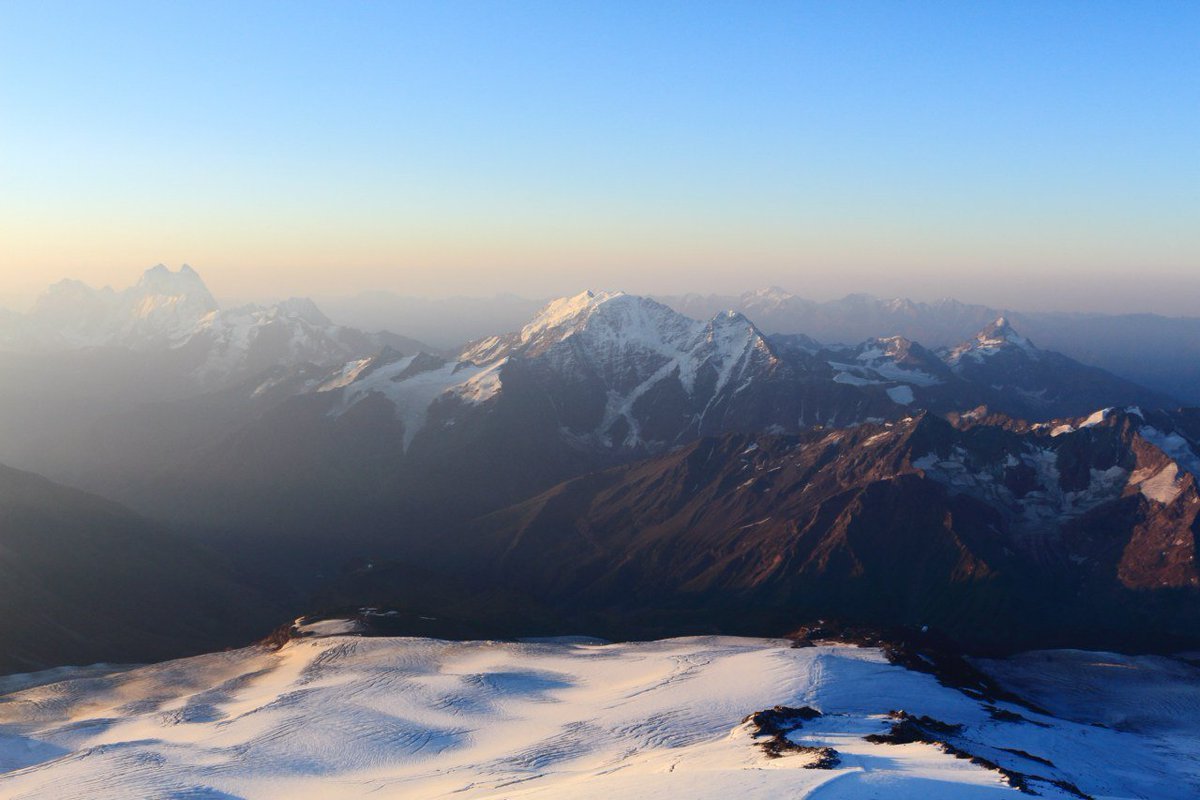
[1,1,1198,313]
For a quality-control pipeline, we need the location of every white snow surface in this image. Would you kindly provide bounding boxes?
[330,354,503,448]
[1133,462,1186,505]
[0,635,1195,799]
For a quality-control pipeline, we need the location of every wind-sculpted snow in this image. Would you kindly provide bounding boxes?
[0,635,1195,799]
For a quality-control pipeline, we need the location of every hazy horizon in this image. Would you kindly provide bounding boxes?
[3,262,1200,320]
[3,2,1198,315]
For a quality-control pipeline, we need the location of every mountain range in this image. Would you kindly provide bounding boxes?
[0,266,1198,668]
[0,264,430,389]
[662,288,1200,405]
[452,406,1200,651]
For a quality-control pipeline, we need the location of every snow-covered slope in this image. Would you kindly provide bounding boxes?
[0,634,1194,799]
[319,350,505,449]
[461,289,780,396]
[317,290,889,454]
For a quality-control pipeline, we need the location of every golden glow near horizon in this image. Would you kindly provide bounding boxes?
[2,3,1197,314]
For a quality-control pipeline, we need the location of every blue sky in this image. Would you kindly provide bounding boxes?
[2,1,1197,311]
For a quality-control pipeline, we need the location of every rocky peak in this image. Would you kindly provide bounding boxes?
[945,316,1037,366]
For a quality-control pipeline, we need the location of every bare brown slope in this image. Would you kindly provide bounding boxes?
[459,411,1200,651]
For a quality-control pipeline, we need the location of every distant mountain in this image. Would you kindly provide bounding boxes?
[940,317,1175,418]
[659,289,1200,404]
[455,290,894,447]
[0,265,433,389]
[0,281,1194,668]
[807,334,986,412]
[0,267,435,490]
[25,264,219,348]
[0,462,277,673]
[457,406,1200,651]
[664,289,1002,348]
[772,317,1171,420]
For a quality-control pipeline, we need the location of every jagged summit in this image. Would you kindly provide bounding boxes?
[316,289,885,453]
[946,315,1037,365]
[462,290,772,369]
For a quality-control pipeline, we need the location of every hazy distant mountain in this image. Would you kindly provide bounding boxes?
[664,289,1004,348]
[0,265,433,389]
[24,264,220,348]
[0,462,275,673]
[0,267,435,491]
[660,288,1200,404]
[937,317,1175,418]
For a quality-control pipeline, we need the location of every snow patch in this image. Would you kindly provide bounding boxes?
[1135,463,1185,505]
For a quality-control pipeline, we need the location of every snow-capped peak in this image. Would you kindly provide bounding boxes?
[462,290,706,364]
[270,297,331,326]
[946,316,1037,365]
[740,286,795,309]
[518,289,626,345]
[124,264,219,337]
[130,263,218,313]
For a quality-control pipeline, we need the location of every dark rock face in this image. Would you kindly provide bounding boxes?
[741,706,837,764]
[457,407,1200,651]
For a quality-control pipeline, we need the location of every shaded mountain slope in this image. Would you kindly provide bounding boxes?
[0,464,277,673]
